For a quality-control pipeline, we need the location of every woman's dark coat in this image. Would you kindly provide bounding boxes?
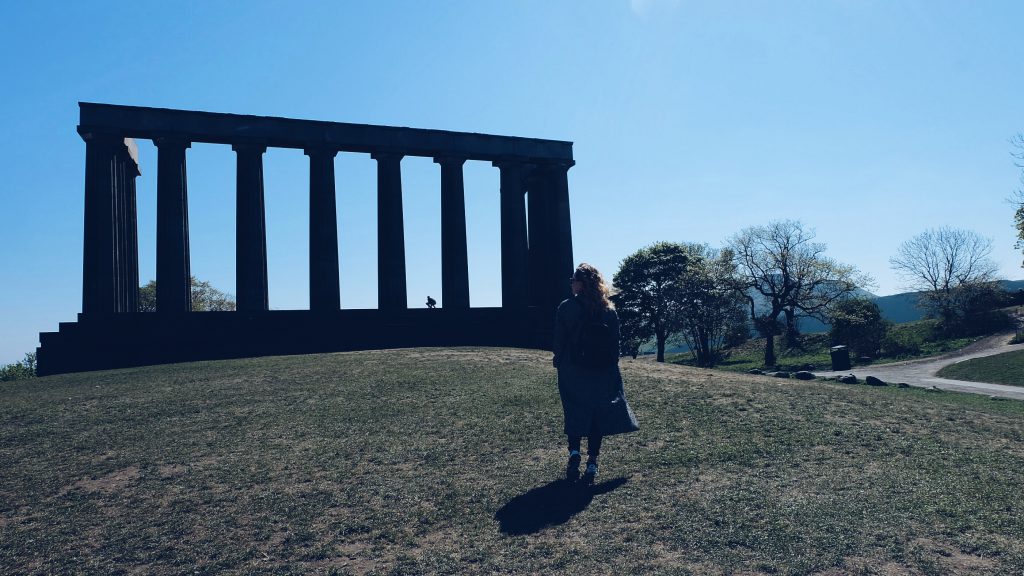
[553,296,639,437]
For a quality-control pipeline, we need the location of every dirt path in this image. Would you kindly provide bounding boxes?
[816,331,1024,400]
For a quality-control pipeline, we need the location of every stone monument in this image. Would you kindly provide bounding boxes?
[36,103,575,375]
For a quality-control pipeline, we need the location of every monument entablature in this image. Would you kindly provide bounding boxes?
[78,102,574,161]
[37,103,576,375]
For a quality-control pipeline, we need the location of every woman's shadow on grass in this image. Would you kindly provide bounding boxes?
[494,477,629,535]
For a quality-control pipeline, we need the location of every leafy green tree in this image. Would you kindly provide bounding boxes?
[729,220,868,367]
[613,242,692,362]
[614,303,647,359]
[828,298,889,358]
[138,277,236,312]
[674,244,747,368]
[613,242,746,366]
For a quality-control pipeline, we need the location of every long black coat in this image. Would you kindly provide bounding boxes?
[553,297,640,437]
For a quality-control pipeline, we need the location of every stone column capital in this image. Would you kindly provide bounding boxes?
[232,143,267,155]
[77,127,124,146]
[370,151,405,162]
[304,146,338,158]
[152,136,192,150]
[491,156,528,170]
[533,158,576,171]
[433,155,467,167]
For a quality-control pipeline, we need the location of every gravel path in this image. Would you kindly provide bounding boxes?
[815,331,1024,400]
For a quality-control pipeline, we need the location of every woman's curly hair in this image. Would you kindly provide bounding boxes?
[573,263,615,316]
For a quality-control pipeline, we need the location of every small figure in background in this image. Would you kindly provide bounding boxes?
[426,295,437,309]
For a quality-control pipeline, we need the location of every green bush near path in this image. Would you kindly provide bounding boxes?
[937,349,1024,387]
[2,348,1024,574]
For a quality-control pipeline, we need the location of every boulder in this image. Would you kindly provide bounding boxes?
[838,375,858,384]
[772,371,791,378]
[793,371,815,380]
[748,369,764,375]
[865,376,887,386]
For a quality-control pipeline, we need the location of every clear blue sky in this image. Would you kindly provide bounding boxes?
[2,1,1023,364]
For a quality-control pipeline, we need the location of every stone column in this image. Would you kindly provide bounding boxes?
[80,131,122,316]
[548,160,575,306]
[494,159,529,311]
[113,150,127,313]
[435,156,470,309]
[372,152,407,310]
[154,138,192,313]
[124,148,140,313]
[525,164,553,309]
[233,144,269,312]
[306,148,340,311]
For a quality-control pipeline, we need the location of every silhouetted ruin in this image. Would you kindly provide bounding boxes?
[37,103,575,375]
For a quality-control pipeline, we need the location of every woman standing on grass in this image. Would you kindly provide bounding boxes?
[553,263,639,485]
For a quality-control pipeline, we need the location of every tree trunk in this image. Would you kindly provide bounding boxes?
[698,333,711,367]
[656,331,666,362]
[763,334,776,367]
[784,308,799,348]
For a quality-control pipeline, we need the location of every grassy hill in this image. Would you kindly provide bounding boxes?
[937,349,1024,387]
[2,349,1024,574]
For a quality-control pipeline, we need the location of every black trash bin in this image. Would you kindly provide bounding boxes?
[830,345,850,371]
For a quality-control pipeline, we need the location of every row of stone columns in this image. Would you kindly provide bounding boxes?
[81,135,573,315]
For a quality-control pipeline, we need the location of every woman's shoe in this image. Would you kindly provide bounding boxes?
[582,462,598,485]
[566,450,582,482]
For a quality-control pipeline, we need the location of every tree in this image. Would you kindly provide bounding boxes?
[615,304,647,359]
[889,227,999,333]
[729,220,868,367]
[827,298,889,358]
[138,277,237,312]
[612,242,692,362]
[1012,133,1024,266]
[613,242,747,366]
[0,352,36,381]
[673,244,747,368]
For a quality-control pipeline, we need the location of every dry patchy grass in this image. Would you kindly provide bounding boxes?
[1,348,1023,574]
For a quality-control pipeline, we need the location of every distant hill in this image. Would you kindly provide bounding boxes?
[647,280,1024,353]
[871,279,1024,326]
[872,292,927,324]
[803,279,1024,333]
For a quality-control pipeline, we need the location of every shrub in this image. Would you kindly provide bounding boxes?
[0,352,36,382]
[880,327,926,358]
[828,298,889,358]
[881,333,921,357]
[954,309,1014,337]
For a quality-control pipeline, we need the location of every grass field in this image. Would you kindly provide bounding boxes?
[937,349,1024,387]
[2,348,1024,574]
